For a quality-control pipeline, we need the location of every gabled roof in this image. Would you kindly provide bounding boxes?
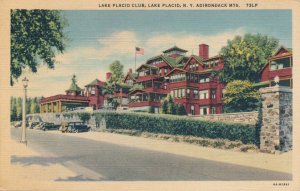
[183,55,203,69]
[203,55,222,61]
[259,46,293,73]
[165,68,187,77]
[85,79,105,87]
[136,64,158,71]
[272,46,292,57]
[162,46,188,53]
[124,72,138,83]
[144,54,186,68]
[85,79,99,87]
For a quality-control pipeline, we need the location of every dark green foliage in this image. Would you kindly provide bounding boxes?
[93,111,256,144]
[11,10,68,85]
[78,112,91,123]
[10,96,41,121]
[161,99,168,114]
[176,105,187,115]
[218,33,279,83]
[223,80,260,112]
[148,105,155,113]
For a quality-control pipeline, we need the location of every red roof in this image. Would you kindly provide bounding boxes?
[40,94,89,103]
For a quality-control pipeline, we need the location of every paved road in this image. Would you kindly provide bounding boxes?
[11,128,292,181]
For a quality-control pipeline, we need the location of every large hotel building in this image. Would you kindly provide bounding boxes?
[40,44,292,115]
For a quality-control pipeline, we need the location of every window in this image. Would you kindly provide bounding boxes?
[211,89,216,99]
[178,89,182,98]
[200,106,209,115]
[186,88,190,98]
[191,105,195,115]
[270,57,291,71]
[200,76,210,83]
[175,89,178,98]
[182,88,186,97]
[271,79,292,88]
[164,68,168,75]
[159,69,162,75]
[211,106,216,114]
[193,89,199,99]
[164,83,167,90]
[222,89,225,98]
[199,90,208,99]
[91,87,96,95]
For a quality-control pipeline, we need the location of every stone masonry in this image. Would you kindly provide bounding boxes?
[193,111,258,125]
[259,86,292,153]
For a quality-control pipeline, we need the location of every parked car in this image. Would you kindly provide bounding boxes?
[41,122,60,131]
[60,122,90,133]
[28,122,41,129]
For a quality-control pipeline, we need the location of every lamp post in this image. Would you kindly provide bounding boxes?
[274,75,280,87]
[20,77,28,145]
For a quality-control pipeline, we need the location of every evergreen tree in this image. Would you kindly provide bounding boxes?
[148,105,155,113]
[176,105,187,115]
[161,99,168,114]
[16,97,22,120]
[166,94,176,114]
[10,97,17,121]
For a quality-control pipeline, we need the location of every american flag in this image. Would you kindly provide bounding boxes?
[135,47,144,55]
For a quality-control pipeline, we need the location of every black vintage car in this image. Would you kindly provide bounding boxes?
[41,122,60,131]
[60,122,90,133]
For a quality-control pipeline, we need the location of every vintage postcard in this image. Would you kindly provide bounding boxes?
[0,0,300,190]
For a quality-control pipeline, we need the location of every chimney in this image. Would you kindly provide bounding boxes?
[199,44,209,60]
[129,68,132,73]
[106,72,112,80]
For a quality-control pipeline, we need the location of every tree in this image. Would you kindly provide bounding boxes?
[11,10,68,85]
[176,105,187,115]
[223,80,260,113]
[148,105,155,113]
[16,97,22,120]
[103,61,125,109]
[109,60,124,84]
[218,33,279,83]
[161,99,168,114]
[11,97,17,121]
[166,94,176,114]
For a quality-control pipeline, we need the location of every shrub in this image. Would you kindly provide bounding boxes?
[93,111,256,144]
[176,105,187,115]
[78,112,91,123]
[148,105,155,113]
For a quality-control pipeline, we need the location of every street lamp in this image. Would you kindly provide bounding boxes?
[20,77,28,145]
[274,75,280,87]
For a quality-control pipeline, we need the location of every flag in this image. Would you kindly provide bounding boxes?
[135,47,144,55]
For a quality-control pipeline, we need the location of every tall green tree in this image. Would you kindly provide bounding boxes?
[11,10,68,85]
[109,60,124,84]
[16,97,22,120]
[218,33,279,83]
[223,80,260,113]
[11,97,17,121]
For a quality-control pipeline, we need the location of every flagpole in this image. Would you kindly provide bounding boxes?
[135,47,137,71]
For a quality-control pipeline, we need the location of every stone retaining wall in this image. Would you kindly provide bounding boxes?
[192,111,258,125]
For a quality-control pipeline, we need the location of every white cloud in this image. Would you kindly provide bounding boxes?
[11,29,245,97]
[144,28,246,56]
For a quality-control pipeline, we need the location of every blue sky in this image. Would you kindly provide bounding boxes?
[13,10,292,97]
